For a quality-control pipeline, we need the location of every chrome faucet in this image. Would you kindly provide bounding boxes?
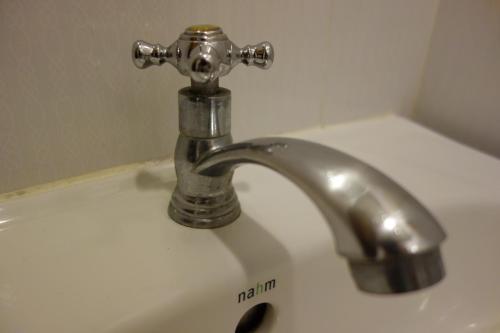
[132,25,446,294]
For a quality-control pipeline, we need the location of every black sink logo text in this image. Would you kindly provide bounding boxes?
[238,279,276,303]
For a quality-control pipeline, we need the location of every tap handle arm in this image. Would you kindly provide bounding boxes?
[132,41,176,69]
[238,42,274,69]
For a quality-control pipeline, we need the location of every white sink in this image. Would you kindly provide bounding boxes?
[1,116,499,332]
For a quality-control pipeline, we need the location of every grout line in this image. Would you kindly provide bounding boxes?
[0,158,171,203]
[409,0,443,119]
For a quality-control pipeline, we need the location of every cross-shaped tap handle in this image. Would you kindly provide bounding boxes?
[132,24,274,83]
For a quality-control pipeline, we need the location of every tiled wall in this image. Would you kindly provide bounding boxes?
[414,0,500,158]
[0,0,439,193]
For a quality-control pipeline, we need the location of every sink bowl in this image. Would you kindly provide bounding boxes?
[1,116,499,332]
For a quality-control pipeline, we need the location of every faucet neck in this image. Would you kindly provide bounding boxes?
[178,84,231,139]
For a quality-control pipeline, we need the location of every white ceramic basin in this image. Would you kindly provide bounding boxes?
[1,116,499,332]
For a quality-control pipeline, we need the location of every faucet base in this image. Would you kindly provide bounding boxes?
[168,185,241,228]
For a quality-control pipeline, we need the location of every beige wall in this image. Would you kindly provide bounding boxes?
[0,0,439,193]
[325,0,439,124]
[414,0,500,158]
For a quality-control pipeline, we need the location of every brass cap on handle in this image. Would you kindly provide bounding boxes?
[185,24,222,33]
[132,25,274,83]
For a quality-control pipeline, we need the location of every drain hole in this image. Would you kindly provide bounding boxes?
[235,303,273,333]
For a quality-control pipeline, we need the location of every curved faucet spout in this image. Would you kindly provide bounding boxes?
[194,137,446,293]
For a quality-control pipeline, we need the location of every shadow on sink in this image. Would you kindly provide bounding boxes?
[107,212,296,333]
[135,170,176,192]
